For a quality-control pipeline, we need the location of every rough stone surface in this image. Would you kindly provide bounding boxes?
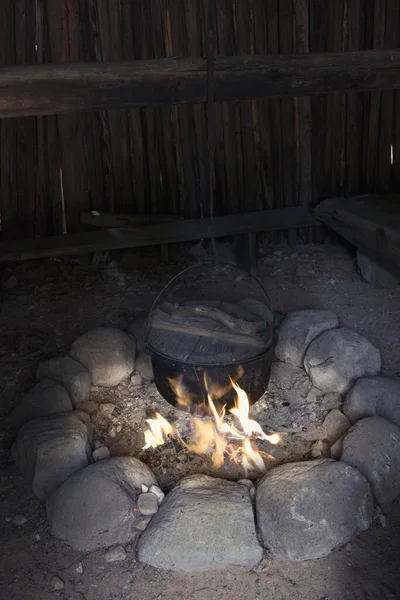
[138,492,159,516]
[105,546,127,563]
[98,403,116,417]
[357,250,399,287]
[138,474,262,572]
[36,356,91,405]
[321,409,351,443]
[256,459,373,561]
[70,327,136,387]
[74,401,99,415]
[343,376,400,427]
[251,362,323,434]
[47,457,157,551]
[6,379,73,430]
[340,416,400,506]
[92,446,111,462]
[275,310,339,367]
[304,328,381,394]
[12,413,91,501]
[135,353,154,381]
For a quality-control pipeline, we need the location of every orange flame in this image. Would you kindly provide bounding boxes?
[143,373,282,475]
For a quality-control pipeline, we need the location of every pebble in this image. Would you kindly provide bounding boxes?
[75,562,83,574]
[51,576,65,590]
[92,446,111,462]
[130,372,143,387]
[105,545,127,563]
[74,401,99,415]
[12,514,28,526]
[108,425,117,438]
[134,516,152,531]
[116,425,122,433]
[118,570,134,590]
[149,484,165,504]
[138,492,159,516]
[98,403,116,417]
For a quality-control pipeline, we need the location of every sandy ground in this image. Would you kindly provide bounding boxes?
[1,240,400,600]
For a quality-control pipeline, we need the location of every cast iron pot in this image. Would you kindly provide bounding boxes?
[148,332,277,412]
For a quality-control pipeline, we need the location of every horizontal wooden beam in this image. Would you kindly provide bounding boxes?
[0,206,316,263]
[80,211,183,228]
[1,50,400,118]
[313,194,400,268]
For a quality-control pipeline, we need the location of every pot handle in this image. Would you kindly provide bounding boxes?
[145,262,274,346]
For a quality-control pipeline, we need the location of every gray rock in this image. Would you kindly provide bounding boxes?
[330,436,344,460]
[304,328,381,394]
[321,409,351,443]
[321,392,343,411]
[256,459,373,561]
[70,327,136,387]
[275,310,339,367]
[127,317,147,354]
[98,403,116,417]
[6,379,73,431]
[357,250,399,287]
[135,353,153,381]
[130,372,143,387]
[343,376,400,427]
[12,514,28,526]
[138,474,262,572]
[36,356,91,405]
[137,492,159,516]
[105,545,127,562]
[47,457,157,551]
[74,401,99,415]
[340,416,400,507]
[12,413,91,501]
[134,516,152,531]
[92,446,110,462]
[118,571,134,590]
[51,576,65,591]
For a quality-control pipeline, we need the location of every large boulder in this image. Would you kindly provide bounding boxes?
[6,379,73,431]
[138,475,262,572]
[304,328,381,394]
[343,376,400,427]
[340,416,400,507]
[275,310,339,367]
[47,457,157,551]
[70,327,136,387]
[12,413,91,501]
[37,356,91,405]
[256,459,373,561]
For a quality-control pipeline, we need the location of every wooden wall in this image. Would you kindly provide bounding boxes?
[0,0,399,240]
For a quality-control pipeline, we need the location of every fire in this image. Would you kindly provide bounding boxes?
[143,374,282,475]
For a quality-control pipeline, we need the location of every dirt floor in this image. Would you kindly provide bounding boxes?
[1,239,400,600]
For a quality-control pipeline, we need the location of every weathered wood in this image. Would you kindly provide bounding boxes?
[80,211,183,227]
[0,206,316,263]
[313,194,400,266]
[2,50,400,118]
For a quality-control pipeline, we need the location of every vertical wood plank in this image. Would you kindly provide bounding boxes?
[345,0,363,196]
[0,0,17,239]
[365,0,386,192]
[46,0,89,233]
[378,0,398,191]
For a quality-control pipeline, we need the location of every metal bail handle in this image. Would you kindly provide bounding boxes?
[145,261,274,347]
